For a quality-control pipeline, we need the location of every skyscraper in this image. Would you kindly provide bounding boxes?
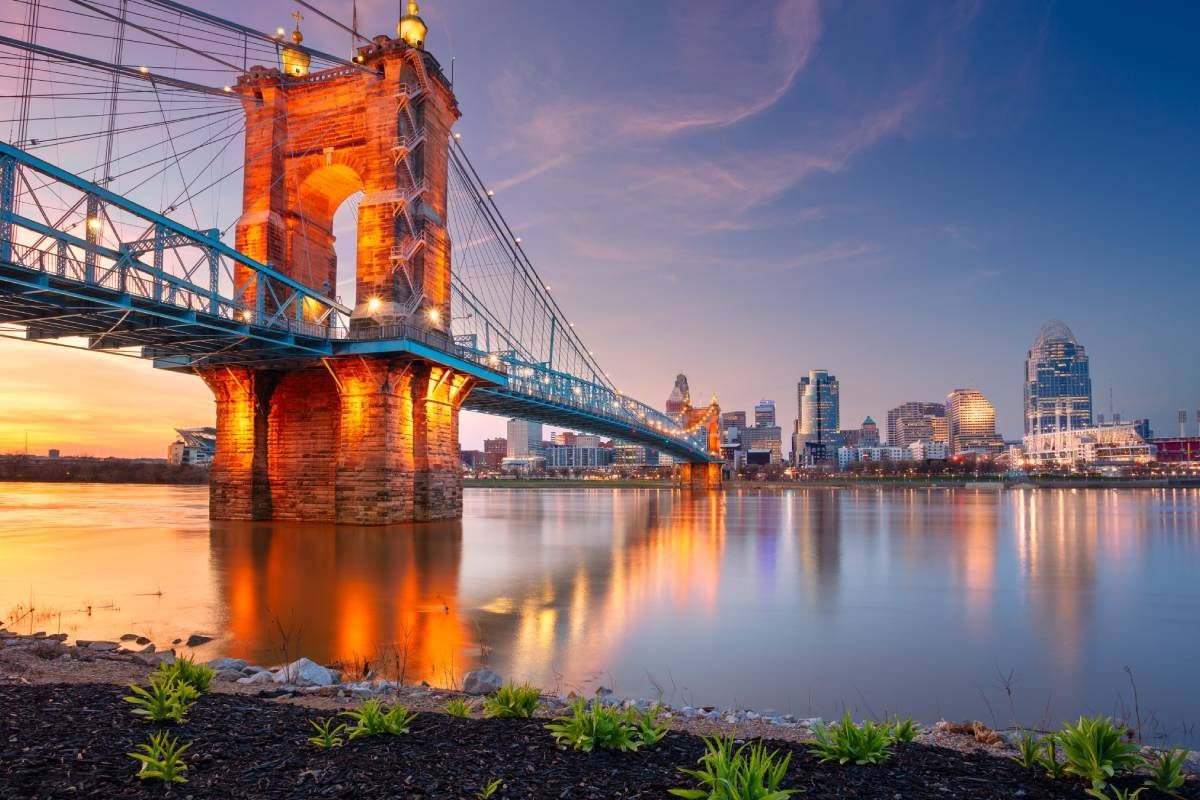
[796,370,840,465]
[506,419,543,457]
[946,389,1004,455]
[1024,320,1092,435]
[666,374,691,417]
[754,399,776,428]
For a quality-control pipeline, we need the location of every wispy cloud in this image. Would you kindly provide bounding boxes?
[490,0,823,190]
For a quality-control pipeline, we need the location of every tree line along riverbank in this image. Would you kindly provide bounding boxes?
[0,455,207,484]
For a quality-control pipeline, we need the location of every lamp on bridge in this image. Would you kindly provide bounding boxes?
[281,11,311,77]
[398,1,428,49]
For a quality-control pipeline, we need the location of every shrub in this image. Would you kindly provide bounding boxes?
[809,712,893,766]
[128,730,190,784]
[476,778,503,799]
[342,698,417,739]
[1039,734,1067,780]
[1013,730,1041,769]
[887,716,918,743]
[483,683,540,719]
[123,676,198,724]
[1143,747,1187,795]
[1058,715,1144,793]
[445,697,473,718]
[153,657,215,693]
[670,735,797,800]
[545,698,668,752]
[307,717,347,749]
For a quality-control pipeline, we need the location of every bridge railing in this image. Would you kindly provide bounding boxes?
[0,142,351,341]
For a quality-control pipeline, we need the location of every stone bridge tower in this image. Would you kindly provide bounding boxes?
[198,4,474,524]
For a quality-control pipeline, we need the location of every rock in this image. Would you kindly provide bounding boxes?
[237,670,273,686]
[138,644,156,655]
[462,668,502,696]
[206,657,248,672]
[215,669,244,682]
[120,633,139,641]
[47,633,67,642]
[86,641,119,652]
[134,636,151,646]
[595,685,614,698]
[271,657,338,687]
[242,665,270,676]
[745,711,761,721]
[185,634,214,647]
[154,652,176,666]
[172,638,182,645]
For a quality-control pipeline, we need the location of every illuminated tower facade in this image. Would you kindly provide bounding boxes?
[1024,320,1093,435]
[946,388,1005,455]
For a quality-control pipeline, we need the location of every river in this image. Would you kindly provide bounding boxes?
[1,482,1197,744]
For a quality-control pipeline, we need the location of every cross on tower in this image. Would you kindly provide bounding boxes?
[292,10,303,29]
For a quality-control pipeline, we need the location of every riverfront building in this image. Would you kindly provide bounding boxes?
[1024,320,1093,435]
[506,419,543,458]
[886,402,947,447]
[945,389,1005,455]
[795,370,840,465]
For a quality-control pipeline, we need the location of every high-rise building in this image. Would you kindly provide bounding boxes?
[754,399,776,428]
[886,402,946,447]
[860,416,880,445]
[506,419,543,457]
[721,411,746,438]
[666,374,691,417]
[796,370,840,465]
[946,389,1005,455]
[1024,320,1093,435]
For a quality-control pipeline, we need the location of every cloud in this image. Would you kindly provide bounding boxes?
[490,0,823,190]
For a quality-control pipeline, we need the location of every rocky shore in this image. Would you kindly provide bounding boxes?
[3,627,1198,798]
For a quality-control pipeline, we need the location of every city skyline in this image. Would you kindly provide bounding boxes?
[2,0,1198,456]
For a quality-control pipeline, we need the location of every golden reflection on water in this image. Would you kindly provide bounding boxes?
[2,482,1199,739]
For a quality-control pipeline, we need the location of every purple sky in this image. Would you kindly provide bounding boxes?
[2,0,1198,456]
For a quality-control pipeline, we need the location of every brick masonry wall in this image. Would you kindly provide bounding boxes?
[210,44,472,524]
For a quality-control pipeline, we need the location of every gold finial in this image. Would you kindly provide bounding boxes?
[291,10,304,44]
[398,0,427,49]
[281,9,311,76]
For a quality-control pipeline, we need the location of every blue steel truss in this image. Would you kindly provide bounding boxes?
[0,142,716,463]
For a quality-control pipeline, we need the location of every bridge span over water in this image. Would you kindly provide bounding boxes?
[0,1,721,523]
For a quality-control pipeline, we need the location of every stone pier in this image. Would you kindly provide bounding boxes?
[200,358,472,524]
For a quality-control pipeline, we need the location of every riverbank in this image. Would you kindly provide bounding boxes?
[3,628,1198,799]
[467,476,1200,490]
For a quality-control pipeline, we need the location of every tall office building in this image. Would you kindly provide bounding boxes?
[720,411,746,437]
[886,402,946,447]
[946,389,1005,455]
[505,419,543,457]
[1024,320,1093,435]
[796,370,840,464]
[754,399,776,428]
[666,374,691,417]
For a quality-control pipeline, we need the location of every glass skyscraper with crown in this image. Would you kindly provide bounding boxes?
[1024,320,1093,435]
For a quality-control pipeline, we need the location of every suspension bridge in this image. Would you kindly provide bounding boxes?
[0,0,722,523]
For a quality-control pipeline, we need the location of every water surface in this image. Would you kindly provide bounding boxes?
[2,482,1197,744]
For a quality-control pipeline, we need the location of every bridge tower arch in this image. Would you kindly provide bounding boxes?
[199,17,470,524]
